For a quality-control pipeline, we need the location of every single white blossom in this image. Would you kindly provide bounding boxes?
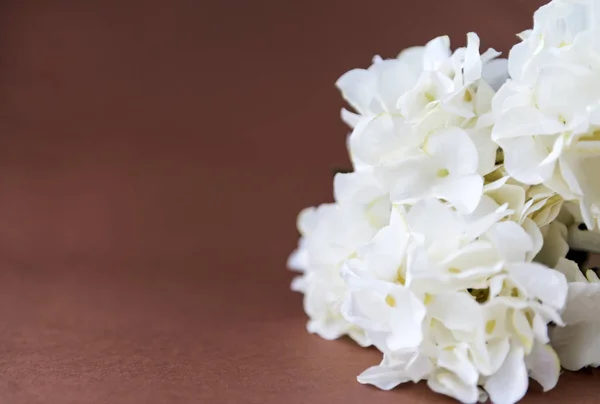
[376,127,483,214]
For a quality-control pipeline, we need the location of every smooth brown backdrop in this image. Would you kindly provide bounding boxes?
[0,1,597,403]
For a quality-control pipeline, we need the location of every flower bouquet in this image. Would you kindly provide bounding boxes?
[288,0,600,402]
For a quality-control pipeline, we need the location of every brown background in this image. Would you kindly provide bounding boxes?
[0,1,597,403]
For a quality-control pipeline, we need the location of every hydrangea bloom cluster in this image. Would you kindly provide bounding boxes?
[288,1,600,403]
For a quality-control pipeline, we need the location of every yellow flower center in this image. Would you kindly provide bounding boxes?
[463,89,473,102]
[485,320,496,334]
[437,168,450,178]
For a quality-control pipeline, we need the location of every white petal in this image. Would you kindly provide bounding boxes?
[487,337,511,375]
[521,218,544,261]
[333,171,385,206]
[531,300,565,327]
[481,48,501,64]
[386,289,427,351]
[423,36,451,70]
[496,137,552,185]
[340,269,391,331]
[531,310,550,344]
[341,108,362,128]
[484,346,528,404]
[474,83,496,123]
[464,199,512,241]
[371,59,421,112]
[507,262,568,310]
[438,347,479,385]
[405,352,435,381]
[356,220,409,281]
[536,221,570,269]
[491,80,529,113]
[357,362,410,390]
[554,257,587,283]
[468,127,498,175]
[512,309,534,354]
[406,198,464,247]
[297,206,319,235]
[485,183,526,221]
[336,69,376,115]
[432,174,484,214]
[426,127,479,176]
[489,275,507,298]
[348,328,371,347]
[346,134,372,172]
[290,275,306,292]
[306,316,351,342]
[384,157,437,205]
[350,114,409,166]
[545,163,579,201]
[428,293,483,331]
[561,281,600,325]
[551,321,600,370]
[486,221,533,263]
[358,352,432,389]
[559,151,585,195]
[428,370,479,404]
[397,46,425,67]
[463,32,483,84]
[287,245,308,272]
[540,134,565,167]
[569,155,600,230]
[525,342,560,392]
[492,106,563,139]
[341,274,426,351]
[483,175,509,192]
[440,241,501,274]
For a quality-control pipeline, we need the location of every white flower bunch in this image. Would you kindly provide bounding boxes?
[288,1,600,403]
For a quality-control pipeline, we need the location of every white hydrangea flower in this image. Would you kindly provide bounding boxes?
[340,199,567,404]
[288,171,390,345]
[289,4,600,401]
[492,0,600,230]
[288,204,374,345]
[552,258,600,370]
[336,33,506,211]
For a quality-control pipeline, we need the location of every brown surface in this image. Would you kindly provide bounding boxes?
[0,1,597,403]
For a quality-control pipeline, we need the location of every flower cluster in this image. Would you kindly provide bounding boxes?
[288,1,600,403]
